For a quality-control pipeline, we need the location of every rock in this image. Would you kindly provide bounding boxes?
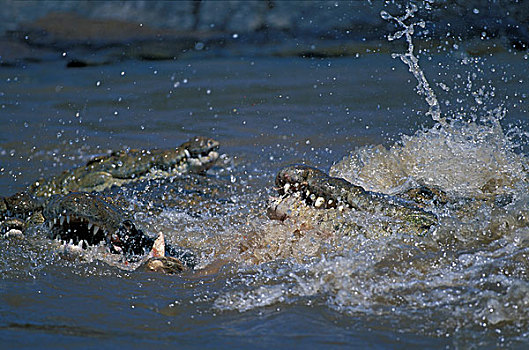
[2,1,529,66]
[7,12,227,65]
[0,38,57,66]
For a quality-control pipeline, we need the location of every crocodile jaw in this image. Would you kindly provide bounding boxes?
[271,165,438,235]
[47,213,108,248]
[43,192,122,250]
[173,149,219,174]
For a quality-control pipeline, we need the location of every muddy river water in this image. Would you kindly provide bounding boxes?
[2,26,529,348]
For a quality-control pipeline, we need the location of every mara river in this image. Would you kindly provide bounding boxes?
[2,4,529,349]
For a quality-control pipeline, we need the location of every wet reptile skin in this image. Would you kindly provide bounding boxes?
[0,137,218,271]
[29,136,220,197]
[271,164,438,235]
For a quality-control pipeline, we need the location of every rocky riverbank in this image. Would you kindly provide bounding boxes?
[1,1,527,66]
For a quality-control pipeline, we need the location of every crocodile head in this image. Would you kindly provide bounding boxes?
[1,192,45,236]
[30,136,221,197]
[157,136,220,174]
[89,135,221,178]
[42,192,197,270]
[42,192,150,257]
[269,164,437,235]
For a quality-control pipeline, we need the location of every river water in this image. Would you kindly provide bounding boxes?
[2,26,529,349]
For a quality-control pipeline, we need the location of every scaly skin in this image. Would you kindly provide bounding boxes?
[270,164,438,235]
[28,136,220,197]
[42,192,197,269]
[0,137,218,272]
[1,150,443,274]
[238,165,440,266]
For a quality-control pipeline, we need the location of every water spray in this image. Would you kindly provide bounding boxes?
[381,2,444,125]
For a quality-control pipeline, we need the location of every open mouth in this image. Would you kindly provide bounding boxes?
[278,179,348,209]
[268,166,358,222]
[47,213,108,249]
[43,192,123,251]
[177,147,219,172]
[179,137,220,171]
[272,165,437,232]
[275,165,357,211]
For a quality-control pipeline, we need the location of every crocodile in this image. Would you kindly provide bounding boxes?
[236,164,440,265]
[2,145,444,274]
[43,192,197,271]
[268,164,438,234]
[1,189,201,273]
[29,136,220,197]
[0,136,220,273]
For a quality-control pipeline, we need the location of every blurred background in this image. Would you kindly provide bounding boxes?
[1,0,529,67]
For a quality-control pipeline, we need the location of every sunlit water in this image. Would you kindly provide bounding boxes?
[2,38,529,348]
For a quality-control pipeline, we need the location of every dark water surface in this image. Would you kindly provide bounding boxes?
[2,48,529,348]
[0,55,431,193]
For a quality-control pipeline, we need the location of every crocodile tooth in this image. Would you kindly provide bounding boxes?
[67,215,70,224]
[69,239,74,245]
[338,205,344,212]
[60,216,65,225]
[48,221,53,229]
[88,222,93,230]
[328,199,333,205]
[53,218,57,225]
[284,183,291,192]
[314,197,325,208]
[306,190,311,197]
[184,149,191,158]
[93,225,100,235]
[309,193,316,201]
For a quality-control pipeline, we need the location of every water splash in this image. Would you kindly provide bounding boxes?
[213,4,529,345]
[381,2,442,124]
[330,108,529,197]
